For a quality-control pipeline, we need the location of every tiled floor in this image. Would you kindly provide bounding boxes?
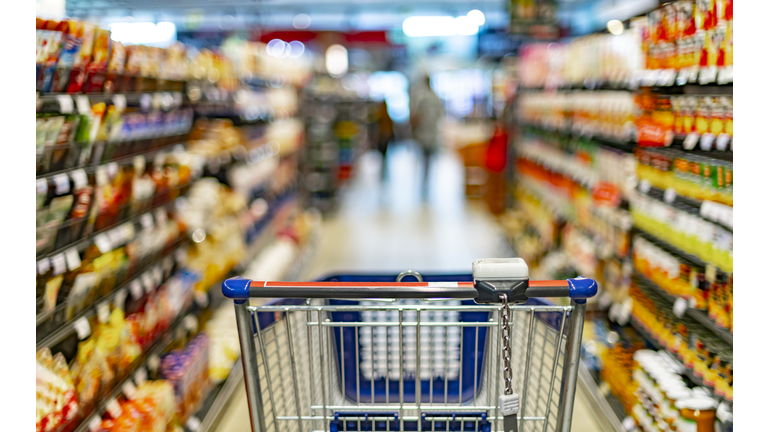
[212,144,602,432]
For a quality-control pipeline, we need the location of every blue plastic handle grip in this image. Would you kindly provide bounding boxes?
[566,277,598,304]
[222,277,251,304]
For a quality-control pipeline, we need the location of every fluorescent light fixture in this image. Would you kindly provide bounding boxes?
[467,10,485,26]
[607,19,624,35]
[326,44,348,78]
[109,22,177,47]
[402,16,479,37]
[287,41,305,58]
[293,14,311,29]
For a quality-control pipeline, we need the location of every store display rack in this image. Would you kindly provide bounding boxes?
[522,122,733,159]
[36,235,188,345]
[634,228,730,277]
[628,317,727,404]
[633,271,732,346]
[71,282,224,432]
[636,184,733,232]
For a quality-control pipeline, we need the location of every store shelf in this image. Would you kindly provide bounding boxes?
[71,294,204,432]
[37,91,185,113]
[38,185,190,260]
[637,185,733,232]
[628,317,728,403]
[634,228,731,276]
[632,271,733,346]
[37,138,188,180]
[36,236,189,347]
[521,123,636,154]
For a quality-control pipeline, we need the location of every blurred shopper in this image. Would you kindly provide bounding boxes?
[410,75,444,198]
[376,100,394,181]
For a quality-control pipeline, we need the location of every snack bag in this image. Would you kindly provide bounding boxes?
[77,22,95,67]
[695,0,717,31]
[677,1,697,37]
[57,20,82,69]
[108,42,126,74]
[709,24,726,67]
[91,27,110,71]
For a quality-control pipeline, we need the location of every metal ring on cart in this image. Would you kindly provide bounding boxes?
[395,270,423,282]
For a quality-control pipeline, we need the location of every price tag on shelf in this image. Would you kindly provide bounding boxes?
[74,317,91,340]
[134,367,148,386]
[673,297,688,318]
[175,248,188,266]
[94,234,112,253]
[130,280,143,300]
[717,66,734,85]
[155,208,168,226]
[698,66,718,84]
[683,133,700,150]
[152,92,163,111]
[183,315,198,333]
[599,380,611,396]
[37,178,48,196]
[195,291,209,308]
[88,415,103,432]
[122,382,138,400]
[688,297,698,309]
[113,94,127,112]
[75,95,91,115]
[173,92,183,108]
[140,93,152,112]
[97,302,111,323]
[140,212,154,229]
[70,169,88,190]
[186,416,201,432]
[706,264,717,283]
[716,134,731,151]
[121,223,135,243]
[638,179,651,194]
[106,398,123,419]
[663,188,677,204]
[142,273,155,294]
[106,162,119,179]
[37,258,50,275]
[700,133,716,151]
[95,166,108,187]
[108,229,124,248]
[598,292,613,310]
[617,299,633,326]
[55,95,74,114]
[64,248,81,272]
[152,266,163,287]
[52,174,70,195]
[114,288,127,311]
[51,254,67,276]
[163,256,174,278]
[147,354,161,373]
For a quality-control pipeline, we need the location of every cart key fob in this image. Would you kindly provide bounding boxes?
[500,393,520,432]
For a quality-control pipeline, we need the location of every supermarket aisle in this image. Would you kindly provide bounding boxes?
[213,144,601,432]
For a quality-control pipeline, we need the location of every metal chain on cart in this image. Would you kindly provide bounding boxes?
[499,294,519,432]
[500,294,513,395]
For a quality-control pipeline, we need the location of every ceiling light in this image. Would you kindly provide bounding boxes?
[607,19,624,35]
[467,10,485,26]
[293,14,311,29]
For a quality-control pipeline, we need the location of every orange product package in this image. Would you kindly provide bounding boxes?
[662,3,678,42]
[724,21,733,66]
[693,30,708,67]
[709,25,727,67]
[696,0,718,30]
[91,27,110,71]
[108,42,126,74]
[77,22,95,67]
[720,0,733,21]
[694,97,712,134]
[677,1,697,37]
[649,8,666,43]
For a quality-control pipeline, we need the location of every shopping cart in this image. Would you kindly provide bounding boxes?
[222,258,597,432]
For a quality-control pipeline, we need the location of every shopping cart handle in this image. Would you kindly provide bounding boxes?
[222,276,597,304]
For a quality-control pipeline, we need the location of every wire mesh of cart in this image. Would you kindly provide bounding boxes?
[222,258,598,432]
